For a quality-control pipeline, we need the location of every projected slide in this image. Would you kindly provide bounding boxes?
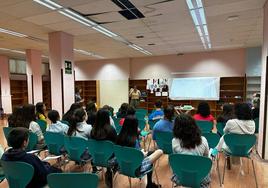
[169,77,220,100]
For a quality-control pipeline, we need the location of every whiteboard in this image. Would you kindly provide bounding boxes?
[169,77,220,100]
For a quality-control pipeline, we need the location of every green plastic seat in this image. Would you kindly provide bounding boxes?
[64,136,90,164]
[60,120,70,126]
[44,132,65,156]
[113,145,153,187]
[136,112,146,120]
[1,160,34,188]
[169,154,212,188]
[47,173,98,188]
[136,108,147,115]
[216,122,225,136]
[36,119,47,133]
[112,117,122,134]
[202,133,220,149]
[87,139,114,167]
[148,120,158,130]
[3,127,38,152]
[196,121,213,133]
[154,131,173,154]
[222,134,257,187]
[254,118,259,134]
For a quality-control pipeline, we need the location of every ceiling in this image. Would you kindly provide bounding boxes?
[0,0,265,61]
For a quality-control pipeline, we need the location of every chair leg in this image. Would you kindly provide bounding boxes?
[216,157,222,187]
[222,156,227,184]
[128,177,132,188]
[251,159,258,188]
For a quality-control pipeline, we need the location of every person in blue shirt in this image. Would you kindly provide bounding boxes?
[148,100,164,121]
[152,105,174,140]
[47,110,69,134]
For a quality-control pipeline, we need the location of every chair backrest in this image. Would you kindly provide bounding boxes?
[1,160,34,188]
[138,119,146,130]
[47,173,98,188]
[3,127,12,142]
[148,120,158,130]
[113,145,144,178]
[44,132,65,155]
[202,133,220,148]
[87,139,114,167]
[254,118,259,133]
[196,121,213,133]
[136,112,145,120]
[60,120,70,126]
[64,136,88,162]
[169,154,212,188]
[136,108,147,115]
[216,122,225,136]
[223,134,256,157]
[154,131,173,154]
[112,117,122,134]
[36,119,47,133]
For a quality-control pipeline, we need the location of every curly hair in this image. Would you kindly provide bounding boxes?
[173,114,201,149]
[197,101,211,117]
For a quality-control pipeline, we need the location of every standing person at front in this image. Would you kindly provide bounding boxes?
[129,85,141,108]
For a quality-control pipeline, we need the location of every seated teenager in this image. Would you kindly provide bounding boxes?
[102,105,116,129]
[149,100,164,121]
[117,115,163,188]
[62,103,81,124]
[116,103,129,119]
[7,106,24,127]
[172,114,210,188]
[1,127,62,188]
[90,109,117,188]
[86,101,97,125]
[67,108,92,140]
[47,110,69,134]
[35,102,47,121]
[193,101,217,130]
[217,103,235,124]
[119,106,136,126]
[152,105,174,140]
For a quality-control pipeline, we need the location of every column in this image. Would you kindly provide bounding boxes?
[26,49,43,104]
[49,31,74,115]
[0,56,12,114]
[259,0,268,159]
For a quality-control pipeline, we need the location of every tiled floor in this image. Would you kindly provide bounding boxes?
[0,119,267,188]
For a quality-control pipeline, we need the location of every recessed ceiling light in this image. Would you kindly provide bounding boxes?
[136,35,144,38]
[227,15,239,21]
[148,43,155,46]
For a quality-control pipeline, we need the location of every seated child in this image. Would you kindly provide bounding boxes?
[149,100,164,121]
[47,110,69,134]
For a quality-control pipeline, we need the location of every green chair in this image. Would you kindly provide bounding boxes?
[254,118,259,134]
[196,121,213,133]
[113,145,155,187]
[154,131,173,154]
[87,139,114,168]
[136,108,147,115]
[1,160,34,188]
[64,136,91,165]
[36,119,47,133]
[60,120,70,126]
[169,154,212,188]
[148,120,158,130]
[202,133,221,186]
[47,173,98,188]
[3,127,38,152]
[44,132,65,156]
[136,112,146,120]
[112,117,122,134]
[216,122,225,136]
[222,134,257,187]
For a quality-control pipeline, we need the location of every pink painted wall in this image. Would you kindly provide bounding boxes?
[259,0,268,159]
[26,49,43,104]
[130,49,246,79]
[49,32,74,115]
[0,56,12,113]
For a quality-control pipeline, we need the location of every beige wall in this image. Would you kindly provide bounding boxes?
[99,80,129,112]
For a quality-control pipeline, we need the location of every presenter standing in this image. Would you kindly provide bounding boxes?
[129,85,141,108]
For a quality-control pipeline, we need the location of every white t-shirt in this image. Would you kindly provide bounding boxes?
[172,136,209,157]
[29,121,44,141]
[46,121,69,134]
[71,121,92,140]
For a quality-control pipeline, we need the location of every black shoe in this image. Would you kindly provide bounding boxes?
[146,182,161,188]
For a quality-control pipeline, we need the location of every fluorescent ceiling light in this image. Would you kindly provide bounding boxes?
[0,28,27,37]
[198,8,207,25]
[0,48,25,54]
[190,10,199,26]
[208,43,211,48]
[186,0,194,9]
[33,0,62,10]
[58,11,92,27]
[196,0,203,8]
[196,26,203,37]
[128,44,152,55]
[63,9,96,26]
[74,48,104,59]
[92,26,118,38]
[203,25,208,36]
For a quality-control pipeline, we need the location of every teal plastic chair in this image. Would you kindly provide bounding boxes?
[254,118,259,134]
[36,119,47,133]
[154,131,173,154]
[3,127,38,152]
[113,145,154,187]
[196,121,213,133]
[222,134,257,187]
[216,122,225,136]
[202,133,221,186]
[60,120,70,126]
[44,132,65,156]
[1,160,34,188]
[47,173,98,188]
[112,117,122,134]
[64,136,90,164]
[136,108,147,115]
[136,112,146,120]
[169,154,212,188]
[148,120,158,130]
[87,139,114,167]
